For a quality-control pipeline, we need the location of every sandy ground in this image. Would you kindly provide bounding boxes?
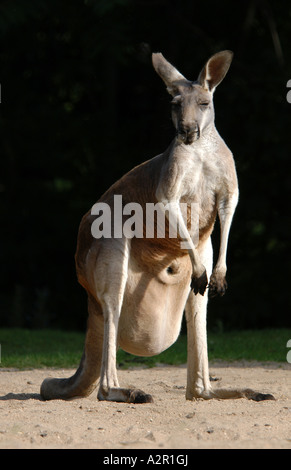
[0,362,290,449]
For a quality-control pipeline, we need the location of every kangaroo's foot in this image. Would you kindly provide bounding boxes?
[98,387,153,404]
[191,269,208,296]
[186,386,275,401]
[242,389,275,401]
[40,376,97,400]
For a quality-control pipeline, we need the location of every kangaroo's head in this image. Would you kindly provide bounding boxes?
[152,50,233,145]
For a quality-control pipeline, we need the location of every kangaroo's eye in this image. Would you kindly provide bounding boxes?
[171,96,181,107]
[199,102,209,108]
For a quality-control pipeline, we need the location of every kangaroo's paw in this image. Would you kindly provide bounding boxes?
[208,272,227,297]
[190,270,208,296]
[98,387,153,404]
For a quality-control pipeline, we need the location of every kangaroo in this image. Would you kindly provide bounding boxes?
[41,51,274,403]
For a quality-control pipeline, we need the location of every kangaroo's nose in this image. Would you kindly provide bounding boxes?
[178,123,200,144]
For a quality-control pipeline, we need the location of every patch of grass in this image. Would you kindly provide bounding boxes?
[208,329,291,363]
[118,328,291,368]
[0,329,84,369]
[0,328,290,370]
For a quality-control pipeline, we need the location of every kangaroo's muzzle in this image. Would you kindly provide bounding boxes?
[177,124,200,144]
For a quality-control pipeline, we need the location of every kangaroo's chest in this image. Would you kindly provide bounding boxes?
[180,151,219,223]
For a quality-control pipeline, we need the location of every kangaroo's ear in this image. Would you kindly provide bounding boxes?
[152,52,187,96]
[198,50,233,92]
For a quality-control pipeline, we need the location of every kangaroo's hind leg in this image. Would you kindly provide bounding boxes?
[185,236,213,399]
[41,294,104,400]
[186,236,275,401]
[95,237,153,403]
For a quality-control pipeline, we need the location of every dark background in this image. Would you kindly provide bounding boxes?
[0,0,290,331]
